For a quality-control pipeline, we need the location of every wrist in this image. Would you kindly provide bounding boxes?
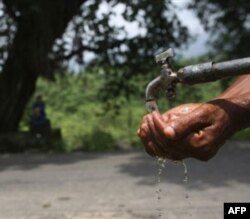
[218,75,250,99]
[212,94,250,132]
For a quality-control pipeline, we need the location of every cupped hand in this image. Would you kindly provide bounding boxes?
[137,100,238,161]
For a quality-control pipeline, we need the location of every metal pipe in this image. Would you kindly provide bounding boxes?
[145,76,162,101]
[177,57,250,84]
[145,76,162,112]
[145,53,250,112]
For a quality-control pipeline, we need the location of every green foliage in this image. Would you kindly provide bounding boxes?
[0,0,192,134]
[190,0,250,59]
[21,72,145,151]
[21,72,132,151]
[81,128,115,151]
[21,65,250,152]
[232,128,250,140]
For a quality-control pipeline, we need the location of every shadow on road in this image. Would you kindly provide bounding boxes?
[118,141,250,190]
[0,141,250,191]
[0,152,106,171]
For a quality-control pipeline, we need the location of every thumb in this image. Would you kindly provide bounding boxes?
[164,110,210,140]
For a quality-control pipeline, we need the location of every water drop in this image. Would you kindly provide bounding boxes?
[182,160,188,183]
[156,157,166,218]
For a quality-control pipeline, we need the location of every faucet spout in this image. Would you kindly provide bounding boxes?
[145,47,250,113]
[145,76,162,112]
[145,68,178,112]
[145,48,177,112]
[145,76,162,102]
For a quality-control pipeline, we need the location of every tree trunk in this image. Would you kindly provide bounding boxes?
[0,0,83,133]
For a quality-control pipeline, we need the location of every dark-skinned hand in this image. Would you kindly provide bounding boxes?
[137,99,244,161]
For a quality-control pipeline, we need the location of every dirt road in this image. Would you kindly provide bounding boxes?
[0,141,249,219]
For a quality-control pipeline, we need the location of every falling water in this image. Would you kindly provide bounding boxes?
[182,160,188,183]
[156,157,166,218]
[182,160,189,200]
[155,159,190,218]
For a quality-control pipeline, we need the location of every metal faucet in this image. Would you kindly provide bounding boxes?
[145,48,250,112]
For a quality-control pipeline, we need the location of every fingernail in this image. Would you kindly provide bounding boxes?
[164,126,175,138]
[136,129,140,135]
[140,130,147,138]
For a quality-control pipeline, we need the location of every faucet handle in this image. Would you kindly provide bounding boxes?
[155,48,174,64]
[145,48,177,112]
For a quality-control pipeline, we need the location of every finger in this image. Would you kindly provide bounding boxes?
[146,114,184,159]
[146,114,168,155]
[150,112,178,148]
[138,114,152,137]
[186,126,223,151]
[138,122,150,138]
[185,127,220,161]
[146,137,186,160]
[144,141,157,157]
[151,111,192,158]
[151,111,166,131]
[139,128,156,157]
[142,114,149,124]
[138,119,161,157]
[137,128,140,136]
[152,111,176,139]
[164,108,211,140]
[144,139,164,158]
[162,111,172,122]
[186,129,207,149]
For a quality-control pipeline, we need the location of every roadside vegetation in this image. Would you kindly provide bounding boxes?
[20,57,250,152]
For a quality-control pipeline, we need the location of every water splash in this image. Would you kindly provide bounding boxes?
[155,159,190,218]
[182,160,188,184]
[182,160,190,200]
[146,100,159,113]
[156,157,166,218]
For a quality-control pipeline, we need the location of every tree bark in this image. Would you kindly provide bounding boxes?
[0,0,83,133]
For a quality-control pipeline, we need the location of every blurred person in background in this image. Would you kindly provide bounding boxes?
[30,95,50,138]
